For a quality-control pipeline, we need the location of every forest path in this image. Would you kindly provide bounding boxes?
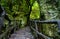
[9,26,34,39]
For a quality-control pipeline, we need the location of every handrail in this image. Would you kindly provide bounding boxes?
[30,20,60,32]
[30,20,60,23]
[30,20,60,39]
[0,20,21,39]
[30,26,51,39]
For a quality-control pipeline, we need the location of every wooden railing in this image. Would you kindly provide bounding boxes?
[0,20,21,39]
[30,20,60,39]
[0,19,60,39]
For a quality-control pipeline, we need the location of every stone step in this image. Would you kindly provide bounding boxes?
[9,26,34,39]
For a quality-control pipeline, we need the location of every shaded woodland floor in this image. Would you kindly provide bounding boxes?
[9,26,34,39]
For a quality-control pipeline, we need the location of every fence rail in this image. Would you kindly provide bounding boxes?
[30,20,60,39]
[0,20,21,39]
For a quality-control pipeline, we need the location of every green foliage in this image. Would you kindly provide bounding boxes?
[0,0,60,38]
[38,0,60,38]
[30,1,40,19]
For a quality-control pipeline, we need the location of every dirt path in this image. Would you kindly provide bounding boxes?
[9,26,34,39]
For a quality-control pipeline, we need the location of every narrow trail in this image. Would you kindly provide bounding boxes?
[9,26,34,39]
